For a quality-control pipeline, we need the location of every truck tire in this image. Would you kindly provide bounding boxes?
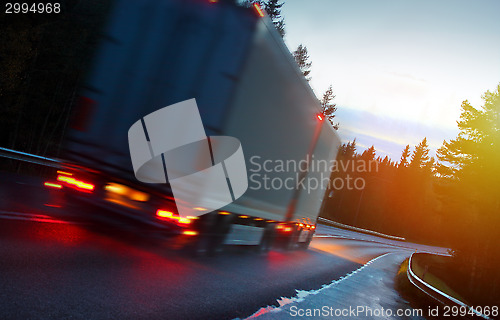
[284,226,299,251]
[298,234,313,250]
[256,223,275,253]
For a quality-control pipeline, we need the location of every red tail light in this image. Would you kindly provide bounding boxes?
[156,209,192,225]
[156,210,173,218]
[56,175,95,192]
[317,114,324,121]
[277,224,292,232]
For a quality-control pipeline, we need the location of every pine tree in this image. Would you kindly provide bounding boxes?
[293,44,312,81]
[437,86,500,181]
[398,145,411,168]
[344,139,357,158]
[409,138,430,169]
[382,155,390,166]
[436,84,500,302]
[361,145,376,161]
[263,0,285,37]
[319,85,339,129]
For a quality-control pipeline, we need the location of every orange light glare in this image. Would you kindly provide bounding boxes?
[105,183,149,202]
[183,230,198,236]
[186,216,199,220]
[105,183,125,194]
[239,215,249,218]
[284,227,292,232]
[130,192,149,202]
[194,207,207,211]
[255,218,263,221]
[317,114,324,121]
[218,211,231,215]
[311,225,316,229]
[44,182,62,189]
[253,3,264,17]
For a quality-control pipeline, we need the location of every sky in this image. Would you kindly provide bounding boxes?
[281,0,500,161]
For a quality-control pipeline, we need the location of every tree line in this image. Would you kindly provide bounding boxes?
[321,84,500,305]
[321,137,438,242]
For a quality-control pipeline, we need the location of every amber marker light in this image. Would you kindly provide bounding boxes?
[253,3,264,17]
[57,170,73,176]
[44,182,62,189]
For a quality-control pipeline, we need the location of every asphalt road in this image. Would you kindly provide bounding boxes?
[0,172,447,320]
[0,213,447,320]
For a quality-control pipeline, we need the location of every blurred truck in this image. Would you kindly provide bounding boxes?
[46,0,341,252]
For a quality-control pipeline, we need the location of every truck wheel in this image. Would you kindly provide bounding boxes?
[187,212,216,257]
[298,237,312,250]
[284,227,299,251]
[256,224,274,254]
[206,212,233,256]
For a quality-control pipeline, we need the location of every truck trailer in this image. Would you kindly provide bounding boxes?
[46,0,341,252]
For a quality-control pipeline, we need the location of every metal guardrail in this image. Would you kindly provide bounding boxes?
[0,146,62,169]
[0,146,99,174]
[407,253,490,320]
[317,217,406,241]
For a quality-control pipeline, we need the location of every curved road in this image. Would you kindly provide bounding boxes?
[0,212,446,320]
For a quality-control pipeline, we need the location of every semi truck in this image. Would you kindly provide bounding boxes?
[45,0,341,252]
